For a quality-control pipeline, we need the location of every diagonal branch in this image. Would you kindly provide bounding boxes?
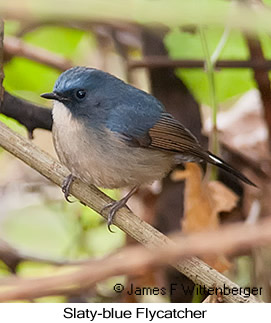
[0,120,259,303]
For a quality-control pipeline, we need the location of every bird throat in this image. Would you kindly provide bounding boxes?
[52,100,74,126]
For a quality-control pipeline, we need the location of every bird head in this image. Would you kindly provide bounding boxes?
[41,66,118,116]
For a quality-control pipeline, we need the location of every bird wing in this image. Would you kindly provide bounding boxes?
[117,112,204,159]
[148,113,203,157]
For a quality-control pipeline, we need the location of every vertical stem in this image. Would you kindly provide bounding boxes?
[211,26,230,65]
[199,26,219,180]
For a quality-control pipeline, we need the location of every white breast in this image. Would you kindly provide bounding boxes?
[52,100,85,170]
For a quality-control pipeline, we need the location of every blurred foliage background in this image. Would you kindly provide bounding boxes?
[0,0,271,303]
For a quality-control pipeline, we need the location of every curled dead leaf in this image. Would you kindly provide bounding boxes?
[172,163,238,272]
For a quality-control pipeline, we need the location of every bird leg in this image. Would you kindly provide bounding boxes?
[62,174,75,202]
[101,186,138,232]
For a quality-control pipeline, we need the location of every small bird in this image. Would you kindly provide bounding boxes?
[41,66,255,231]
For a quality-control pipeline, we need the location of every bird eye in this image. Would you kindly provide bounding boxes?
[75,89,86,100]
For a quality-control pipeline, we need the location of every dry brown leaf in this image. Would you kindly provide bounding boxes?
[171,163,239,272]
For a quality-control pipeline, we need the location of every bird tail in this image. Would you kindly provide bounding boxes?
[204,151,257,187]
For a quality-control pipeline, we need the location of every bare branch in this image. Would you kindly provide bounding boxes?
[0,91,52,138]
[4,35,73,71]
[0,120,261,303]
[128,57,271,70]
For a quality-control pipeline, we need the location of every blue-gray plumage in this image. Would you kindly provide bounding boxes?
[41,66,256,231]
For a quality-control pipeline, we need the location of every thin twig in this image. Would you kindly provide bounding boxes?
[4,36,73,71]
[128,57,271,70]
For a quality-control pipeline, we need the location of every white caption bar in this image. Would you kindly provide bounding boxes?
[0,303,267,322]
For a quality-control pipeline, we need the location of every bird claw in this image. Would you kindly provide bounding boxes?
[101,186,138,233]
[101,200,127,233]
[62,174,75,203]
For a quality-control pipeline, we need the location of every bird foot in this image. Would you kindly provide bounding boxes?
[101,199,128,233]
[62,174,75,203]
[101,186,138,232]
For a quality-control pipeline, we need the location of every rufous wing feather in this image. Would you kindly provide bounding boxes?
[148,113,204,160]
[148,113,256,187]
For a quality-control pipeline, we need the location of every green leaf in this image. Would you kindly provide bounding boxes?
[165,27,255,104]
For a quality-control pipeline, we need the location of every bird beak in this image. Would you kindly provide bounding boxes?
[40,92,67,102]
